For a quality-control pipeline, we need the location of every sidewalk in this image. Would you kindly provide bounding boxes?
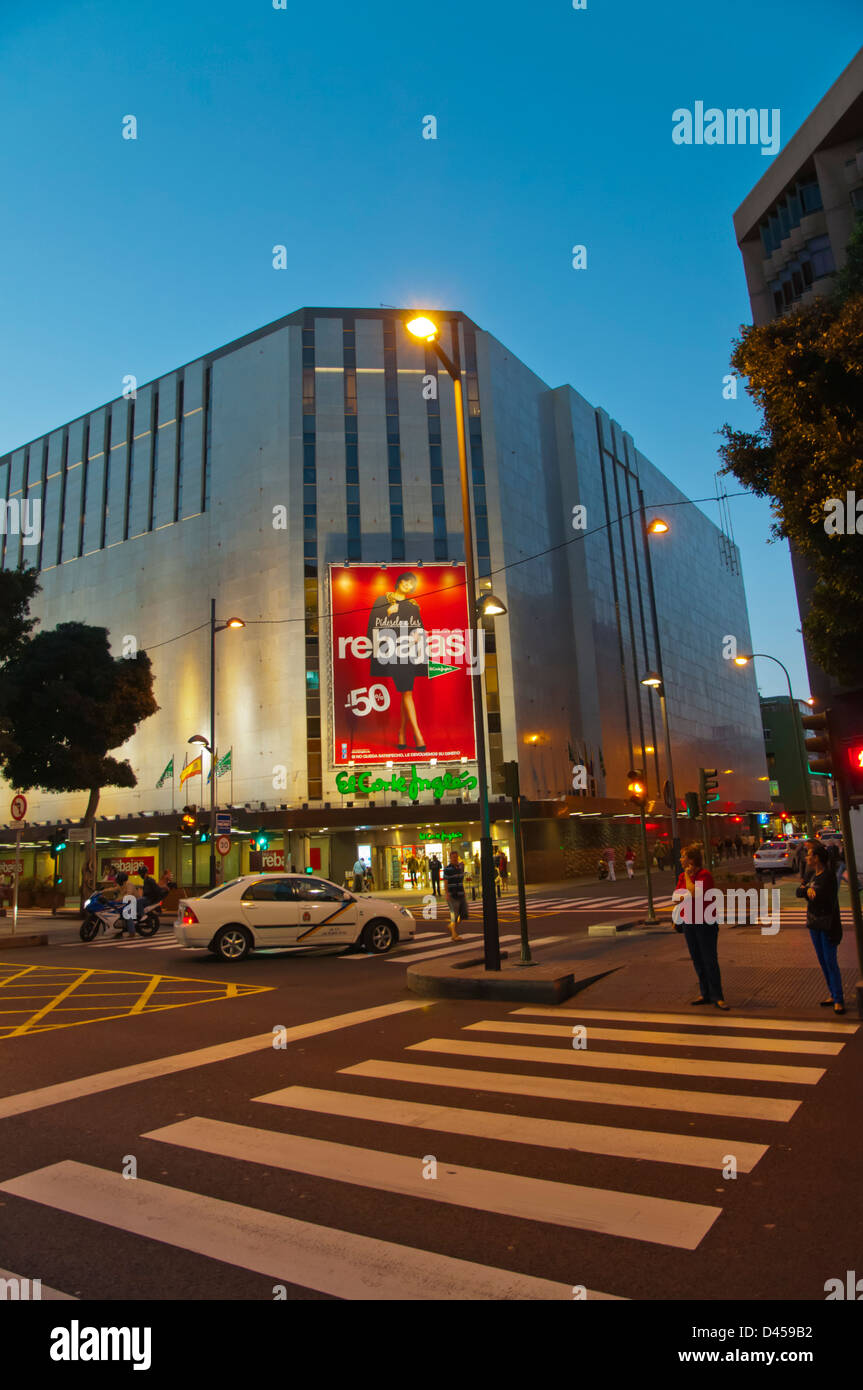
[564,919,862,1015]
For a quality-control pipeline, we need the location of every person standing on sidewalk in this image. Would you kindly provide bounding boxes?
[675,844,729,1011]
[603,846,616,882]
[797,842,844,1014]
[442,850,468,941]
[624,846,635,879]
[429,854,442,897]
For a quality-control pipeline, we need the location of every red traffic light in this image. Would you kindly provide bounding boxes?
[848,745,863,773]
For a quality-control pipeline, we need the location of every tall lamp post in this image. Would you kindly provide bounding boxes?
[733,652,815,839]
[406,315,508,971]
[190,600,245,889]
[637,490,680,874]
[641,672,681,876]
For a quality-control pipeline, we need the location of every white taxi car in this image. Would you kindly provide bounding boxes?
[175,874,416,962]
[753,839,805,877]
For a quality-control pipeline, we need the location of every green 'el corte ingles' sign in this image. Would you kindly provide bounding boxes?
[336,764,478,799]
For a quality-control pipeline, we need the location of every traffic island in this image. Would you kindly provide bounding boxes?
[587,915,673,936]
[0,933,50,949]
[406,951,619,1003]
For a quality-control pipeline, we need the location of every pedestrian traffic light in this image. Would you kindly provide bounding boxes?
[627,770,647,808]
[801,712,832,775]
[699,768,719,805]
[251,829,269,852]
[181,805,197,836]
[50,829,68,853]
[684,791,700,818]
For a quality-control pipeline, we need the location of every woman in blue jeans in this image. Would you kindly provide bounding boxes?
[797,842,844,1014]
[675,845,729,1010]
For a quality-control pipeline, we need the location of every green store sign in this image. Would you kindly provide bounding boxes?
[419,830,462,842]
[335,764,478,800]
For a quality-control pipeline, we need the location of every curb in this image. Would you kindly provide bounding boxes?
[0,935,49,949]
[407,953,619,1003]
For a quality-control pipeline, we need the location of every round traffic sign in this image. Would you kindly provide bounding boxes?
[10,795,27,822]
[216,834,232,857]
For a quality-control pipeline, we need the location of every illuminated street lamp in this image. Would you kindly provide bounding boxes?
[640,670,681,875]
[191,603,245,888]
[406,314,504,969]
[637,490,681,874]
[734,652,815,839]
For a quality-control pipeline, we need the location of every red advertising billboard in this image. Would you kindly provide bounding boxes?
[330,564,478,766]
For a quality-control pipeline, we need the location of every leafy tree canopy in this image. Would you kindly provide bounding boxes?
[0,622,159,821]
[0,566,40,665]
[719,218,863,687]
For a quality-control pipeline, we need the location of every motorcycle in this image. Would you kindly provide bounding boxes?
[80,891,162,942]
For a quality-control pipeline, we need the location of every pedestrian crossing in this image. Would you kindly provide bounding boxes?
[1,1003,857,1299]
[59,928,567,967]
[495,893,677,917]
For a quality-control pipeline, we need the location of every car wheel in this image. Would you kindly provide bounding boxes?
[213,924,252,961]
[361,918,398,954]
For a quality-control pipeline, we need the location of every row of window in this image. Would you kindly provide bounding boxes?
[769,234,836,313]
[382,322,406,562]
[759,177,823,257]
[0,370,210,573]
[302,323,323,800]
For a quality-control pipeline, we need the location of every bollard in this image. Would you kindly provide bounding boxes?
[471,884,476,900]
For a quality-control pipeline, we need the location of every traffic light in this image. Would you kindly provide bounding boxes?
[627,769,647,808]
[699,768,719,806]
[180,805,197,836]
[251,828,270,852]
[495,761,520,798]
[841,738,863,801]
[684,791,700,818]
[50,829,68,854]
[801,713,832,775]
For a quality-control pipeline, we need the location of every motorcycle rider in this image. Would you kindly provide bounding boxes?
[133,869,175,933]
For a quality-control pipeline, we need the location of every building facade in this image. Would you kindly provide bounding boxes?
[0,307,770,891]
[733,47,863,705]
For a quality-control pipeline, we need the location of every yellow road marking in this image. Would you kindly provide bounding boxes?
[130,975,162,1015]
[8,970,95,1037]
[0,961,272,1039]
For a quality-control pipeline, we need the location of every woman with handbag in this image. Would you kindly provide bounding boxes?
[797,842,844,1014]
[674,845,729,1010]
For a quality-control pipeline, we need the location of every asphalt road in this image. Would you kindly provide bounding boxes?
[1,877,861,1315]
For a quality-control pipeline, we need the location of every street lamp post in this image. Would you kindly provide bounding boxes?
[406,316,505,971]
[190,601,245,889]
[734,653,815,840]
[641,672,681,877]
[637,488,681,875]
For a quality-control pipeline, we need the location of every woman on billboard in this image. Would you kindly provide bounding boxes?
[367,571,427,751]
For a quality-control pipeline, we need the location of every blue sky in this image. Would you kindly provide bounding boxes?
[2,0,860,697]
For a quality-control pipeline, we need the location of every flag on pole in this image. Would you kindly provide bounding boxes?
[155,756,174,789]
[207,747,232,784]
[179,754,203,788]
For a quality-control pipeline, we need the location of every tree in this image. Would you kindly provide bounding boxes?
[0,622,159,828]
[0,566,40,762]
[719,219,863,687]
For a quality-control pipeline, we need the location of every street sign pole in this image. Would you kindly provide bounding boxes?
[639,805,657,924]
[9,795,27,935]
[11,826,21,934]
